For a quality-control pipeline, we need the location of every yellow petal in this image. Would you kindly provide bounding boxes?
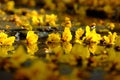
[3,36,15,46]
[26,31,38,44]
[62,27,72,42]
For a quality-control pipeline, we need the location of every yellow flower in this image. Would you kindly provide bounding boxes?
[3,36,15,46]
[38,15,44,25]
[103,32,117,44]
[5,1,15,11]
[46,33,61,43]
[62,27,72,42]
[32,16,39,26]
[31,15,44,26]
[31,10,38,16]
[64,17,72,28]
[21,21,32,30]
[109,23,115,30]
[75,28,84,43]
[26,31,38,45]
[0,32,15,46]
[45,14,57,27]
[0,32,8,41]
[83,26,101,44]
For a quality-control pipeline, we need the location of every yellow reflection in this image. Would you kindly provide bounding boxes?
[0,46,14,57]
[62,42,72,54]
[10,45,29,68]
[88,43,98,54]
[46,43,64,57]
[14,60,49,80]
[71,43,90,59]
[27,43,38,55]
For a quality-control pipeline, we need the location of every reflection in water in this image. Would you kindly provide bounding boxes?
[71,43,90,59]
[27,43,38,55]
[46,43,64,57]
[0,46,14,57]
[10,45,29,67]
[62,42,72,54]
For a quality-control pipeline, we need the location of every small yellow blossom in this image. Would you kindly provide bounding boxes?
[0,32,8,41]
[64,17,72,28]
[109,23,115,30]
[45,14,57,27]
[46,33,61,43]
[38,15,44,25]
[32,16,39,25]
[31,10,38,16]
[62,27,72,42]
[32,15,44,26]
[75,28,84,43]
[83,26,101,44]
[103,32,117,45]
[21,21,32,30]
[0,32,15,46]
[5,1,15,11]
[26,31,38,45]
[3,36,15,46]
[5,25,10,29]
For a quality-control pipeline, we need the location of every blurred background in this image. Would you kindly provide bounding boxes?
[0,0,120,20]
